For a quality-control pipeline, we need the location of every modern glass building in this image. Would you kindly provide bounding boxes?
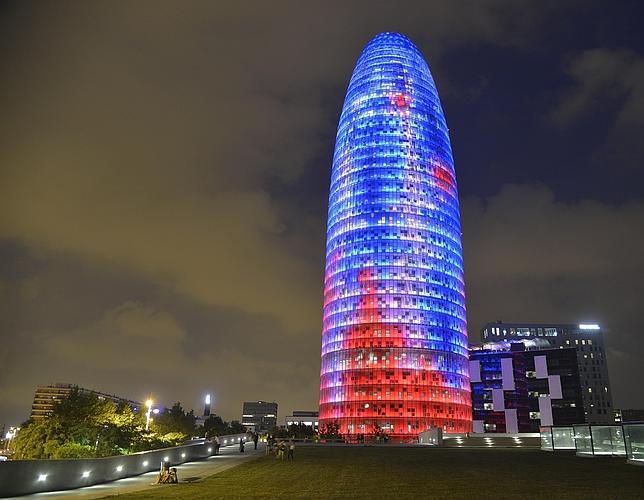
[241,401,278,433]
[481,322,614,424]
[470,340,585,433]
[319,32,471,439]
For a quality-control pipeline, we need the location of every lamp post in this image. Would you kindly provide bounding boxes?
[204,394,211,417]
[145,399,154,431]
[5,427,19,453]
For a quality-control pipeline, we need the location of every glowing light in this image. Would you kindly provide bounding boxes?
[142,461,149,466]
[579,324,600,330]
[205,394,211,405]
[208,447,212,453]
[319,32,471,438]
[181,453,186,458]
[82,471,91,478]
[145,399,154,431]
[116,465,123,472]
[37,474,47,482]
[163,456,169,462]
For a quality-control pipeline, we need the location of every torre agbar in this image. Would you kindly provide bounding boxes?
[319,32,472,439]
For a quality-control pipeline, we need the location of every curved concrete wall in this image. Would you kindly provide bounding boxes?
[0,433,249,498]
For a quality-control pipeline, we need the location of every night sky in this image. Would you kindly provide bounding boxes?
[2,1,644,426]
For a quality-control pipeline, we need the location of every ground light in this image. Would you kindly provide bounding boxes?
[81,471,91,478]
[142,461,148,466]
[37,474,47,482]
[116,465,123,472]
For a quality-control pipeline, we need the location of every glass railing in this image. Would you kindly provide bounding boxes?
[623,423,644,464]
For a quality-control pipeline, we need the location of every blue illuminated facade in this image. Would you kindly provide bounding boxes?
[319,32,471,438]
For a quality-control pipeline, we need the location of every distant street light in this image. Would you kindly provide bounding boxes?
[5,427,19,451]
[145,399,154,431]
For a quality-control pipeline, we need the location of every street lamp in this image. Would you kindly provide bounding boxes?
[5,427,19,450]
[145,399,154,431]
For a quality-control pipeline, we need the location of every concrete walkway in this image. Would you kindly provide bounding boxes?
[11,444,264,500]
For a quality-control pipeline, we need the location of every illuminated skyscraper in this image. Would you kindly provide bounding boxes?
[319,32,471,438]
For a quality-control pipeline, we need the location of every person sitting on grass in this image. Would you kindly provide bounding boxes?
[157,462,172,484]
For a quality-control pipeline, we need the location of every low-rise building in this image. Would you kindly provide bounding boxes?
[285,410,319,429]
[470,340,584,433]
[480,322,613,424]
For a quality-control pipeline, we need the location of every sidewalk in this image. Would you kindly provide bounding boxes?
[11,444,264,500]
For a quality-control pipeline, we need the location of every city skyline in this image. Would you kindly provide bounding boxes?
[2,1,644,427]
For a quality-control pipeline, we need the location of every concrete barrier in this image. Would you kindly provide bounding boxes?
[0,433,249,498]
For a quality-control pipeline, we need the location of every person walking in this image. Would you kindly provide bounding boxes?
[287,440,295,461]
[214,436,220,455]
[239,438,245,453]
[253,433,259,450]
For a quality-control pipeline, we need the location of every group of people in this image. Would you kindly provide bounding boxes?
[156,462,178,484]
[266,437,295,461]
[155,433,261,487]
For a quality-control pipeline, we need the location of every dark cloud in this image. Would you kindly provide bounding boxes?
[1,1,644,425]
[462,185,644,407]
[0,243,320,422]
[549,48,644,165]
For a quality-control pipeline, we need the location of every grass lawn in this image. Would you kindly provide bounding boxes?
[112,446,643,499]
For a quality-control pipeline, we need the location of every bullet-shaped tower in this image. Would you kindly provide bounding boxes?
[319,32,471,439]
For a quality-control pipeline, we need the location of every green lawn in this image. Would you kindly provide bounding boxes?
[113,446,643,499]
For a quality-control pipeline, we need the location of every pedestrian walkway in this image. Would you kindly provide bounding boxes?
[11,444,264,500]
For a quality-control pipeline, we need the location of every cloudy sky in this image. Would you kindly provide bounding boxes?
[2,1,643,426]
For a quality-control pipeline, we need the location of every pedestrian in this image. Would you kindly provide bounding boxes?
[253,433,259,450]
[239,438,245,453]
[214,436,220,455]
[287,440,295,461]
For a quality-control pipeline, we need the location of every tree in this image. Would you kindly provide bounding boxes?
[371,422,387,441]
[319,421,341,439]
[152,402,197,443]
[51,442,95,459]
[228,420,247,434]
[269,426,289,438]
[287,423,316,439]
[202,415,228,438]
[14,388,152,459]
[12,420,48,459]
